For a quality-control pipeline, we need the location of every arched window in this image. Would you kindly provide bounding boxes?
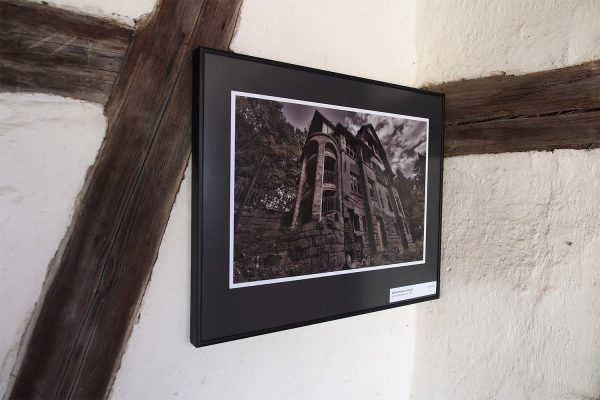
[324,156,336,184]
[304,158,318,191]
[322,190,337,215]
[325,142,337,156]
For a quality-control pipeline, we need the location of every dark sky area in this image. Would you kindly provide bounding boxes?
[281,100,427,178]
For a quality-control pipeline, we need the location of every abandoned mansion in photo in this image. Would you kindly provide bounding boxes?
[234,109,422,282]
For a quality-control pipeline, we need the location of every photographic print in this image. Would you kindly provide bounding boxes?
[192,48,442,346]
[231,92,428,287]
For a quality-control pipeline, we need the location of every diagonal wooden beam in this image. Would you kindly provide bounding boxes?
[426,60,600,156]
[0,0,133,103]
[8,1,242,399]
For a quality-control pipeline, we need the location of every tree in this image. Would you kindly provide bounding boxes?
[393,153,426,240]
[234,97,305,212]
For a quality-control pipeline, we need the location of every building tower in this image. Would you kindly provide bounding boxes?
[289,111,414,271]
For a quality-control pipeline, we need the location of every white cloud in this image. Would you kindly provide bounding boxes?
[344,112,427,179]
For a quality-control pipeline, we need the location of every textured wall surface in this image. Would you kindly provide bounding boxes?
[111,151,600,400]
[111,1,600,399]
[416,0,600,84]
[411,149,600,399]
[410,2,600,396]
[110,166,418,400]
[111,2,421,398]
[27,0,157,25]
[3,0,599,399]
[110,1,600,399]
[230,0,417,85]
[0,93,105,394]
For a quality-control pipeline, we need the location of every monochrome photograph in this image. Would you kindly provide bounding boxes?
[231,92,428,287]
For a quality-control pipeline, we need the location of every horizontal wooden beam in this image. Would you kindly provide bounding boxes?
[426,60,600,156]
[0,0,133,103]
[8,0,242,399]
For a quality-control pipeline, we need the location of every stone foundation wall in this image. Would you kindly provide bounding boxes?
[288,218,345,270]
[235,209,290,246]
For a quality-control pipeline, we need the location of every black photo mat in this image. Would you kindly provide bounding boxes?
[192,47,444,347]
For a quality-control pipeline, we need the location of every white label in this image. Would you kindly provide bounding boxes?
[389,281,437,303]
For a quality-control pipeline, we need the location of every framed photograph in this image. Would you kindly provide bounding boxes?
[192,47,444,347]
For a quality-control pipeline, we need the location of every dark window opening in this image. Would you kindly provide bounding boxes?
[350,173,361,194]
[322,190,337,215]
[352,213,361,231]
[324,156,336,184]
[346,143,358,159]
[368,179,377,200]
[303,157,318,194]
[300,196,313,224]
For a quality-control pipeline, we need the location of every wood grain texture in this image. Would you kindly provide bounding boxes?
[426,60,600,156]
[8,1,242,399]
[0,0,133,103]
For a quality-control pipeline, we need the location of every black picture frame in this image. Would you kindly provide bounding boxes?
[192,47,444,347]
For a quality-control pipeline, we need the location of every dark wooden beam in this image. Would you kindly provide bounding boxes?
[9,1,242,399]
[0,0,133,103]
[426,60,600,156]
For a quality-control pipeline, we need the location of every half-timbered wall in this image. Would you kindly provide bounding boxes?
[1,0,598,399]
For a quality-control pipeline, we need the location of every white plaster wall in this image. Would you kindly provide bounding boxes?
[410,2,600,398]
[416,0,600,84]
[110,166,418,400]
[411,149,600,400]
[1,1,595,399]
[27,0,157,25]
[230,0,417,86]
[110,2,420,399]
[0,94,106,395]
[110,1,600,399]
[111,151,600,400]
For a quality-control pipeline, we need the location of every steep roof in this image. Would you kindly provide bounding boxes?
[356,124,393,173]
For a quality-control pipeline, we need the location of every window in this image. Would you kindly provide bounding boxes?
[322,190,337,215]
[376,217,388,247]
[346,143,358,159]
[348,208,362,232]
[352,213,361,231]
[303,157,318,192]
[375,166,386,183]
[350,173,361,194]
[324,156,336,184]
[368,179,377,200]
[300,196,312,224]
[387,193,393,210]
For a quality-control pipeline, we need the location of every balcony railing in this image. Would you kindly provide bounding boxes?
[323,169,335,184]
[322,195,337,215]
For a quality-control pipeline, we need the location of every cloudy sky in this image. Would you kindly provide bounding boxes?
[282,101,427,178]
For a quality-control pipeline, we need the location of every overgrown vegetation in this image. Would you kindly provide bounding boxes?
[394,154,426,241]
[235,96,305,212]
